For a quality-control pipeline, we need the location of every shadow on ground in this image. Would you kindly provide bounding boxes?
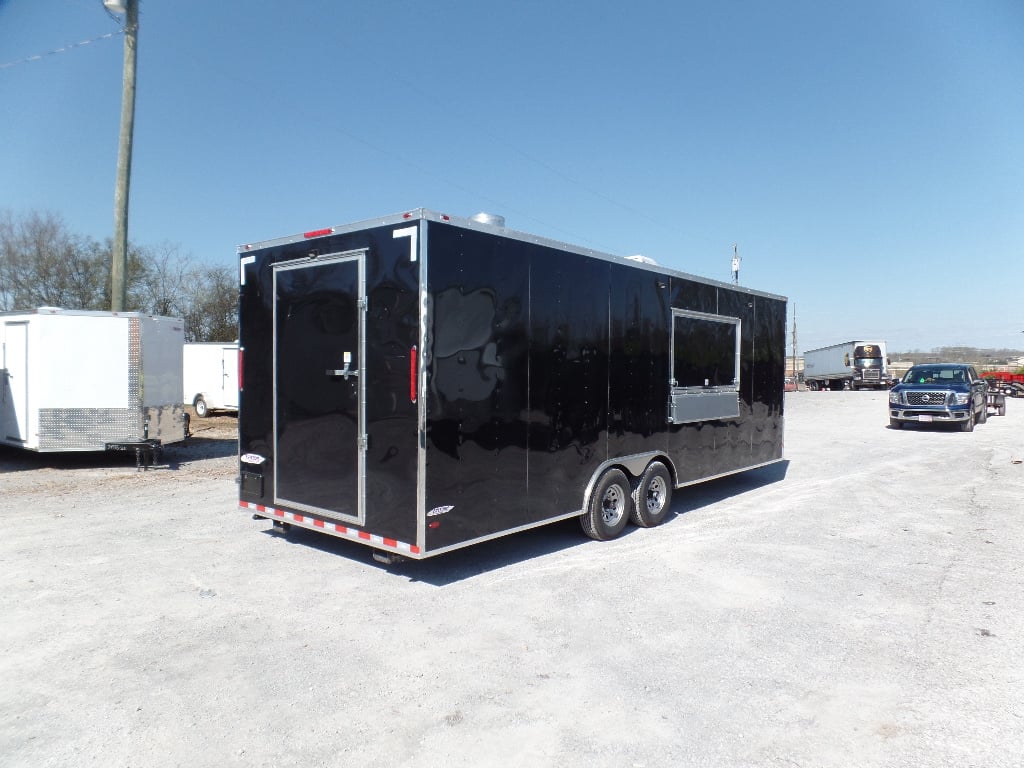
[0,433,237,473]
[256,460,791,586]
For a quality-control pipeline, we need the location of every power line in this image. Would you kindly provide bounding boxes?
[0,29,123,70]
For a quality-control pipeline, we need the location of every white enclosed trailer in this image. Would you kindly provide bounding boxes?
[1,308,188,460]
[183,342,239,417]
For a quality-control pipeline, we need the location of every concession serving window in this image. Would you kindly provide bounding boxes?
[668,309,741,424]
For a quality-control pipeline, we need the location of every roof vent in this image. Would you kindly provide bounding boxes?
[625,254,658,266]
[470,212,506,228]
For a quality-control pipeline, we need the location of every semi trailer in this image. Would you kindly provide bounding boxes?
[237,209,787,561]
[803,340,891,391]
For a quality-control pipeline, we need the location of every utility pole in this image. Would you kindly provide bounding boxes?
[791,304,798,381]
[107,0,139,312]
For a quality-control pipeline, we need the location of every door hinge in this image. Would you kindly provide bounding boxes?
[357,298,367,311]
[358,434,369,451]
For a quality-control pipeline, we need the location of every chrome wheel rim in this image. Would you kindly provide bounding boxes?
[646,476,667,513]
[601,484,625,526]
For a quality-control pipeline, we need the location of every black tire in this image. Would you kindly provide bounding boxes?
[960,411,974,432]
[194,396,210,418]
[999,402,1007,417]
[889,418,902,430]
[581,468,632,541]
[630,462,673,528]
[978,403,987,424]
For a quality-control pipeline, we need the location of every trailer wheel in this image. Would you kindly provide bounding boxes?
[581,468,632,541]
[194,396,210,418]
[999,401,1007,417]
[630,462,672,528]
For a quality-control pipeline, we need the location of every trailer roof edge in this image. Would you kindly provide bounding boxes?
[236,208,788,302]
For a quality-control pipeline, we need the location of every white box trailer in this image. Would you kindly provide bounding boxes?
[1,308,188,461]
[183,342,239,417]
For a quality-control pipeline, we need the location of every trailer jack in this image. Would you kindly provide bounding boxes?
[372,551,406,566]
[105,439,162,471]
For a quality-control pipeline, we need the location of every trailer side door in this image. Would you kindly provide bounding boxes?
[272,251,366,525]
[2,321,29,444]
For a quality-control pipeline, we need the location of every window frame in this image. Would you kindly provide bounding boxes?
[667,309,742,424]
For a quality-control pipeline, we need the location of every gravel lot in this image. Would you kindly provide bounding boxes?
[2,394,1023,768]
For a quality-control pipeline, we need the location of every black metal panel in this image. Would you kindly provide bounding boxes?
[527,251,610,518]
[664,280,786,483]
[422,222,531,549]
[238,224,419,543]
[608,263,671,460]
[666,279,725,482]
[750,293,786,463]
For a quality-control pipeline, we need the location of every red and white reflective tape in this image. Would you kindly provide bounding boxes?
[240,501,421,555]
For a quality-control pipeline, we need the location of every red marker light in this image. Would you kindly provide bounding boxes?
[410,346,418,403]
[303,228,332,239]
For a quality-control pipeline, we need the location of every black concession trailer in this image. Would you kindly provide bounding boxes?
[238,209,786,561]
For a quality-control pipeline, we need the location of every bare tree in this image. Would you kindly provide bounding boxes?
[0,210,107,311]
[182,265,237,342]
[129,241,193,317]
[2,208,237,342]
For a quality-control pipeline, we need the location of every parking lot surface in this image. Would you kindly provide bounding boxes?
[2,393,1022,767]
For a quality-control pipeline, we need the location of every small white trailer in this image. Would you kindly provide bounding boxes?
[1,308,188,464]
[182,342,239,417]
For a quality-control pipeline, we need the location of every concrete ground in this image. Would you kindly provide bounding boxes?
[1,393,1022,767]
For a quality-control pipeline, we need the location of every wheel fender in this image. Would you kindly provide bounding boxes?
[580,452,677,513]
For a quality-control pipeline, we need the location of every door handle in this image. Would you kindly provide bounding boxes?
[326,364,358,380]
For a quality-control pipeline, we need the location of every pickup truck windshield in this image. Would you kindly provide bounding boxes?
[903,367,966,384]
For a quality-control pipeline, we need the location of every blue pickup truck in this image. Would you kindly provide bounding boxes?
[888,363,989,432]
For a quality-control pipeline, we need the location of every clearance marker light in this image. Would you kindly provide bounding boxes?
[410,346,418,403]
[402,212,450,221]
[303,227,333,239]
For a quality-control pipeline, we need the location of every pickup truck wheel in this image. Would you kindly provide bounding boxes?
[889,418,902,430]
[630,462,672,528]
[978,403,987,424]
[960,411,974,432]
[194,396,210,418]
[581,468,632,541]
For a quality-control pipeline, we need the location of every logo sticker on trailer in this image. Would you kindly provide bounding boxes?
[241,453,266,465]
[427,505,454,517]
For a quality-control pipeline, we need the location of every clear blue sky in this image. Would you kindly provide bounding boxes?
[2,0,1022,353]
